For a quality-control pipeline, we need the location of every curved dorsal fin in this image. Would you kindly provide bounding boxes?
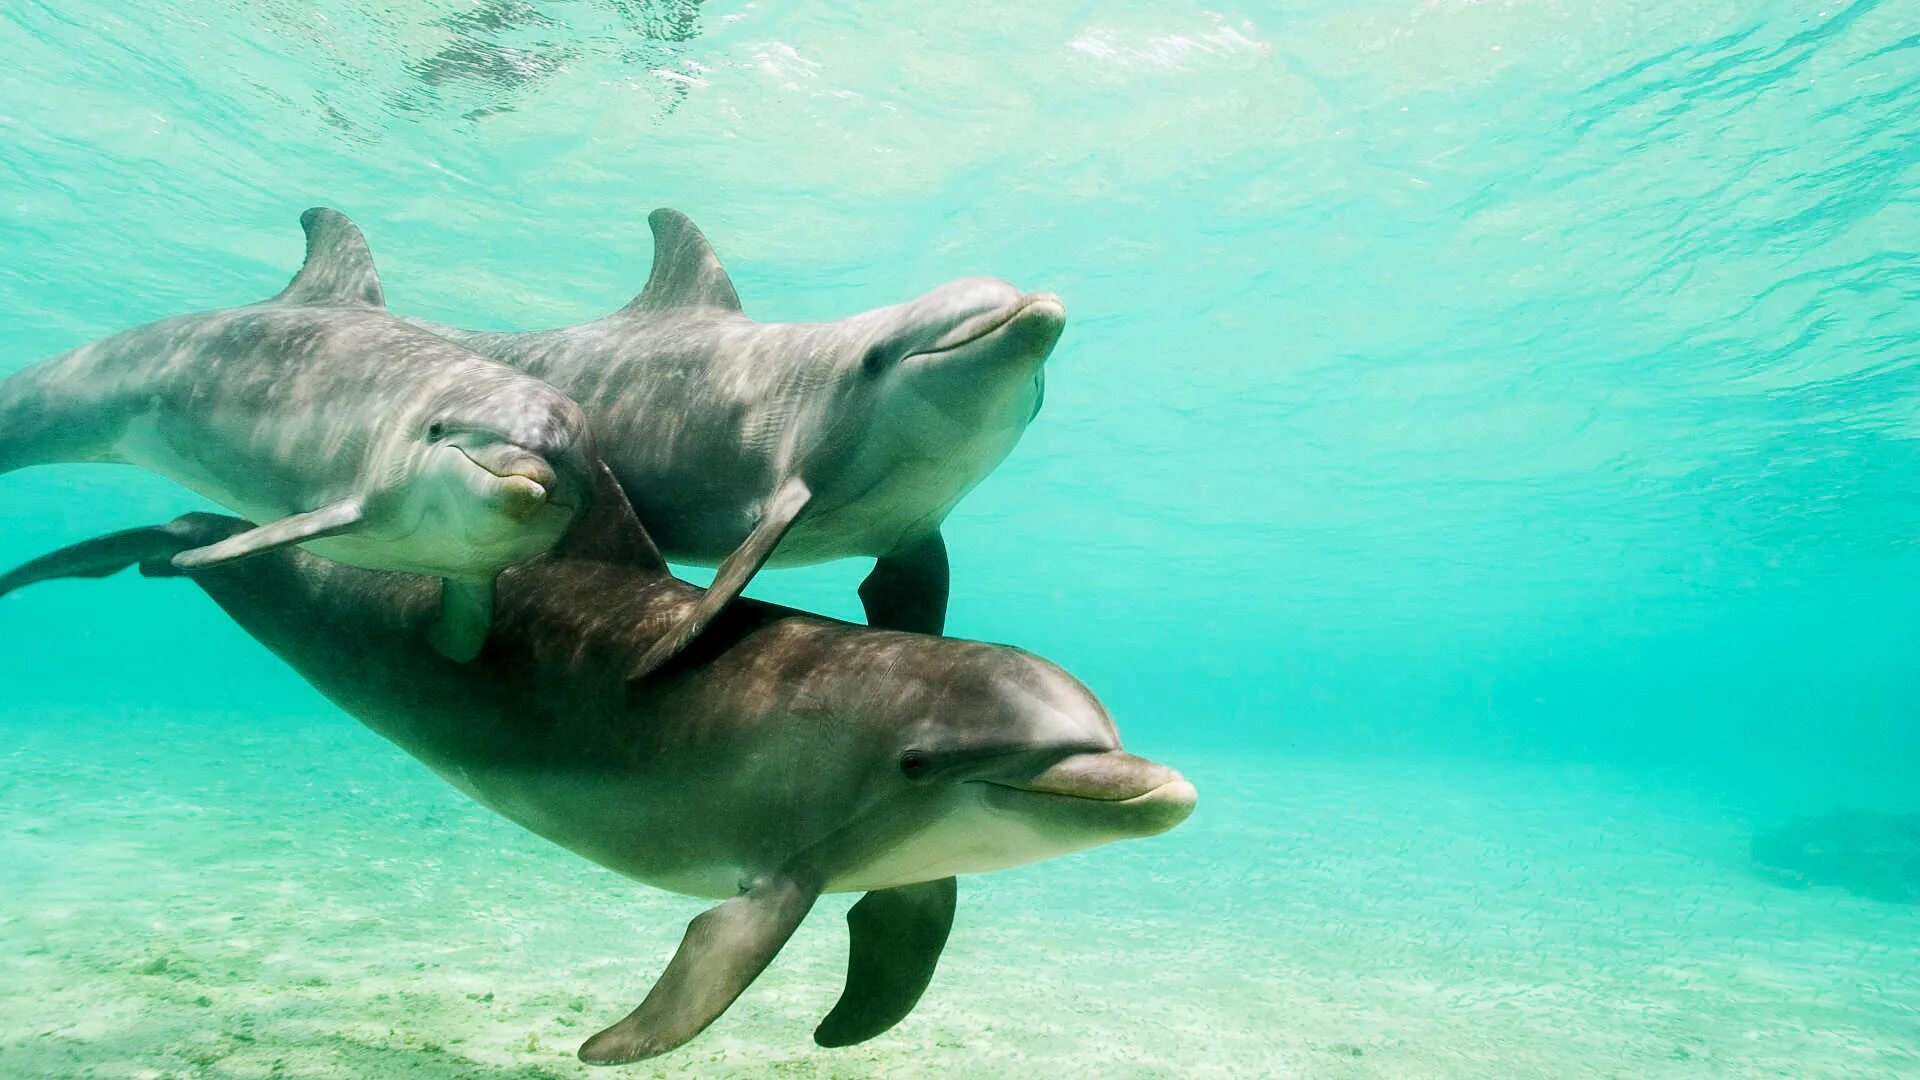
[618,208,742,316]
[555,462,670,574]
[273,207,385,308]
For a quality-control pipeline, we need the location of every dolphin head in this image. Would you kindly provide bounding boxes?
[807,278,1064,520]
[857,277,1065,430]
[826,645,1194,892]
[403,375,596,568]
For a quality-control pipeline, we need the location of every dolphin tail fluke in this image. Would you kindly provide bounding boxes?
[625,475,811,681]
[0,516,249,600]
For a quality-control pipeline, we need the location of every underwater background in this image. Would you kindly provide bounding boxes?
[2,1,1916,1076]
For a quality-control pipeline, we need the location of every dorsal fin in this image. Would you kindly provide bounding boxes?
[554,462,670,574]
[618,209,742,316]
[272,207,385,308]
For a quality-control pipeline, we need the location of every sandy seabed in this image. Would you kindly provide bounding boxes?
[2,710,1915,1079]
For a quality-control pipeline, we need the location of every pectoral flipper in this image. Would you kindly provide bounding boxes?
[626,476,811,681]
[577,874,819,1065]
[170,499,366,570]
[814,876,957,1047]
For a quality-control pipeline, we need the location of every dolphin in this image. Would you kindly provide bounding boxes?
[0,208,597,660]
[401,209,1066,676]
[0,470,1195,1064]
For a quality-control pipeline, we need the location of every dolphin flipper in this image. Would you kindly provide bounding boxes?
[170,499,366,570]
[578,875,819,1065]
[427,578,495,663]
[0,517,246,599]
[858,532,950,634]
[814,876,957,1048]
[626,476,812,681]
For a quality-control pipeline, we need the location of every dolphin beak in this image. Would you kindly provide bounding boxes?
[984,750,1197,837]
[1014,750,1184,801]
[922,292,1068,358]
[497,475,549,521]
[1007,291,1065,349]
[455,446,562,519]
[1011,292,1066,350]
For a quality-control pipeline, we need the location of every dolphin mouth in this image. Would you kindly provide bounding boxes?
[915,292,1066,359]
[976,753,1197,838]
[979,750,1189,803]
[452,446,572,517]
[986,777,1197,807]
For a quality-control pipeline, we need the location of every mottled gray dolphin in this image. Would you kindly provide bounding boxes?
[0,470,1194,1064]
[0,208,597,660]
[403,209,1065,675]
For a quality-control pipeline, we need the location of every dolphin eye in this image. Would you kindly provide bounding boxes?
[862,345,891,376]
[427,421,447,441]
[899,750,930,780]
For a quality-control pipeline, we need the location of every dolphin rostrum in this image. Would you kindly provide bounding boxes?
[0,469,1194,1064]
[0,208,598,660]
[403,209,1066,676]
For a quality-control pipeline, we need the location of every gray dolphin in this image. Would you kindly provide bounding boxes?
[403,209,1065,676]
[0,470,1195,1064]
[0,208,598,660]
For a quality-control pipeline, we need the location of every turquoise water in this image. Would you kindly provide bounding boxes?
[2,2,1917,1076]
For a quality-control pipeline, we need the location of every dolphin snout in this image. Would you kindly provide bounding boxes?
[915,282,1065,358]
[455,445,567,518]
[1015,750,1182,801]
[988,750,1197,836]
[1005,292,1066,354]
[983,753,1190,837]
[497,475,549,521]
[458,444,556,484]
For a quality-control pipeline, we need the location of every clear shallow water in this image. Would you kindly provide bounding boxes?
[1,1,1917,1076]
[8,715,1918,1078]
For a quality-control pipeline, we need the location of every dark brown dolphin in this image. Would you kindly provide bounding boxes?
[0,471,1194,1064]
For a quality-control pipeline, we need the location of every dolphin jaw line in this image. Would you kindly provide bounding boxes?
[911,293,1065,361]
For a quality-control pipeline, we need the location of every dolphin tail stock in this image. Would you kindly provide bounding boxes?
[163,495,487,666]
[0,515,251,601]
[0,359,127,476]
[624,475,812,681]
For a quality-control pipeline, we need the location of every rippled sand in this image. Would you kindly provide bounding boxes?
[3,711,1915,1078]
